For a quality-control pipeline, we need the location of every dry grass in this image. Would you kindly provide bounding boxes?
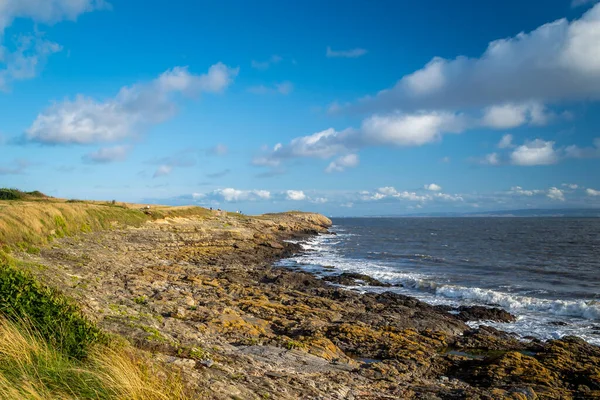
[0,199,212,250]
[0,318,190,400]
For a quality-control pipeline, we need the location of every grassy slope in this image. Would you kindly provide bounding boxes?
[0,196,213,399]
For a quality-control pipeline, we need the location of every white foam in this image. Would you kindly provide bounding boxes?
[435,285,600,320]
[277,231,600,345]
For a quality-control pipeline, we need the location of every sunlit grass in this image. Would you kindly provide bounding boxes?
[0,318,190,400]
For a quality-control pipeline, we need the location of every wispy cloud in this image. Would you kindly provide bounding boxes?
[251,55,282,70]
[326,46,367,58]
[206,169,231,179]
[248,81,293,95]
[0,159,31,175]
[0,0,109,89]
[83,145,130,164]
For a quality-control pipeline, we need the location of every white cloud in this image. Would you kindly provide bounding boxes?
[25,63,238,144]
[83,145,129,163]
[153,165,172,178]
[497,134,514,149]
[370,187,429,202]
[434,192,464,202]
[0,34,62,90]
[255,112,467,168]
[361,112,466,147]
[325,153,359,173]
[251,55,282,70]
[509,186,543,196]
[480,152,500,165]
[326,46,367,58]
[482,104,528,129]
[353,4,600,113]
[424,183,442,191]
[586,188,600,196]
[482,103,552,129]
[286,190,306,201]
[510,139,559,166]
[217,188,271,202]
[0,0,109,32]
[547,187,565,201]
[0,0,108,89]
[562,183,579,189]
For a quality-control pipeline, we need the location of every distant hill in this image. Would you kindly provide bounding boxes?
[365,208,600,218]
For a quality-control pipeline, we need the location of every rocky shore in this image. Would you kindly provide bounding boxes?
[15,210,600,399]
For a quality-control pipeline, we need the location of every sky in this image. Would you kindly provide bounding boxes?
[1,0,600,216]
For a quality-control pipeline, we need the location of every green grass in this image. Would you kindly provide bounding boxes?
[0,258,105,359]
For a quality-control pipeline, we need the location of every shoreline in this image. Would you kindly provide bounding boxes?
[11,210,600,399]
[283,228,600,347]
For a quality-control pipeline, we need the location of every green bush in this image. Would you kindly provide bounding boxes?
[0,188,24,200]
[0,261,105,359]
[0,188,48,200]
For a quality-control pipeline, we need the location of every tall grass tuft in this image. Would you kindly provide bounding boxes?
[0,261,104,359]
[0,318,190,399]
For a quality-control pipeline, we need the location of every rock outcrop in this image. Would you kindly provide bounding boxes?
[13,210,600,399]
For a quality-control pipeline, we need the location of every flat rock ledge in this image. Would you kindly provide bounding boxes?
[17,211,600,399]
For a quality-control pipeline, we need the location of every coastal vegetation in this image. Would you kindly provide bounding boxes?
[1,190,598,398]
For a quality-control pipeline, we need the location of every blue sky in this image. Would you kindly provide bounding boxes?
[1,0,600,216]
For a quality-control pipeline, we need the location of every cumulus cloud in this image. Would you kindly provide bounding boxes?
[509,186,543,196]
[251,55,282,70]
[547,187,566,201]
[25,63,238,144]
[325,154,359,173]
[351,5,600,113]
[424,183,442,191]
[482,103,553,129]
[286,190,306,201]
[326,46,367,58]
[587,188,600,196]
[83,145,129,163]
[255,111,467,168]
[510,139,559,166]
[562,183,579,189]
[361,112,466,146]
[213,188,271,202]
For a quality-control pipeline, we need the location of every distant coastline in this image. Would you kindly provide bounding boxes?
[333,208,600,218]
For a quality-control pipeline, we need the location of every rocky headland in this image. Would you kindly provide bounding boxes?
[5,203,600,399]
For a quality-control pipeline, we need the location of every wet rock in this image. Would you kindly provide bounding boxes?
[322,272,391,287]
[456,305,516,323]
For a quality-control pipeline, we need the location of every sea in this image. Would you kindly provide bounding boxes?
[277,217,600,346]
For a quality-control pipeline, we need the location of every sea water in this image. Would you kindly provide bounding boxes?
[277,217,600,345]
